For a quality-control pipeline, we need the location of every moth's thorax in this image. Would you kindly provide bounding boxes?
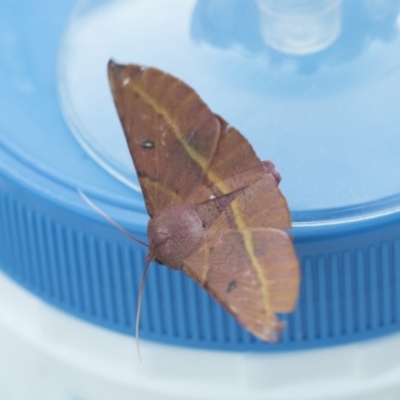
[148,202,205,270]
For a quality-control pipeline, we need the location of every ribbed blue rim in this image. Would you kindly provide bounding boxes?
[2,0,400,352]
[2,138,400,351]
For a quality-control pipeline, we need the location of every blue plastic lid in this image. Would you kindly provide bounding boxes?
[60,0,400,223]
[1,0,400,351]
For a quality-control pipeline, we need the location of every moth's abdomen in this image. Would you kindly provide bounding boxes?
[148,202,205,270]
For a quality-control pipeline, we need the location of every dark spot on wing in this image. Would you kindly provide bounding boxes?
[254,240,269,258]
[141,140,155,149]
[226,280,237,293]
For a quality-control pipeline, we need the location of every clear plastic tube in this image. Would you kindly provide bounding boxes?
[257,0,342,54]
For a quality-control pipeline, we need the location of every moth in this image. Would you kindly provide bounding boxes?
[108,60,299,342]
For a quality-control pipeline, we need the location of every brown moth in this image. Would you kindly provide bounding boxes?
[108,60,299,342]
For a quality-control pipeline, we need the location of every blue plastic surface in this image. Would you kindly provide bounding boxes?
[60,0,400,220]
[1,0,400,351]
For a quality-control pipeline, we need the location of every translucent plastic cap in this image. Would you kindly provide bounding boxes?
[257,0,342,55]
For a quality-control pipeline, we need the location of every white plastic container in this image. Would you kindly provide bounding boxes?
[2,271,400,400]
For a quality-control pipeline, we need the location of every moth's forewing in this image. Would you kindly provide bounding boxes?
[108,61,220,216]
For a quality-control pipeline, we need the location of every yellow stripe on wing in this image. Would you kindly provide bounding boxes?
[131,78,273,318]
[140,176,181,202]
[199,242,210,285]
[130,80,211,167]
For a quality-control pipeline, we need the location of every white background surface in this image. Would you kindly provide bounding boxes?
[2,271,400,400]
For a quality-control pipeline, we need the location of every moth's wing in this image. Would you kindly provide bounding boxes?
[211,171,292,232]
[189,117,268,203]
[182,227,299,342]
[182,175,299,341]
[195,167,292,237]
[108,61,220,217]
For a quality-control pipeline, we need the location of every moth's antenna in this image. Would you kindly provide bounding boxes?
[136,256,152,362]
[78,189,149,248]
[79,189,152,360]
